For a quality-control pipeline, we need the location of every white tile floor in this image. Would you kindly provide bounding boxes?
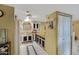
[27,45,36,55]
[20,40,79,55]
[72,40,79,55]
[32,42,48,55]
[20,41,48,55]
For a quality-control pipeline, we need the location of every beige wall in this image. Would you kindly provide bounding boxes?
[73,21,79,40]
[37,12,57,55]
[38,22,46,38]
[0,5,15,54]
[45,13,57,55]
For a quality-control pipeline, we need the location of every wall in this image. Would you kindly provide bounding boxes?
[38,22,46,38]
[45,12,57,55]
[37,12,57,55]
[73,21,79,40]
[0,5,15,54]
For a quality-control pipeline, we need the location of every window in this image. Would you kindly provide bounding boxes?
[37,24,38,29]
[28,36,32,40]
[33,23,39,29]
[23,36,27,41]
[33,24,35,28]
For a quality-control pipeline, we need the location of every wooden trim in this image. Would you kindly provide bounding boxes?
[56,12,58,55]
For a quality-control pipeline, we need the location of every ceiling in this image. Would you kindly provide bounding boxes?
[7,4,79,21]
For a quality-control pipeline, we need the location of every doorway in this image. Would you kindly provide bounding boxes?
[58,15,72,55]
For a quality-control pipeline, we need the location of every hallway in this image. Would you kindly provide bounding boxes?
[20,41,48,55]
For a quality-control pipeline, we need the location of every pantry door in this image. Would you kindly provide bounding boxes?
[58,15,71,55]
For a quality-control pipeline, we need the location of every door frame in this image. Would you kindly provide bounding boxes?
[56,11,72,55]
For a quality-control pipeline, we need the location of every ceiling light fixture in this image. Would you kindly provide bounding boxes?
[24,11,32,22]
